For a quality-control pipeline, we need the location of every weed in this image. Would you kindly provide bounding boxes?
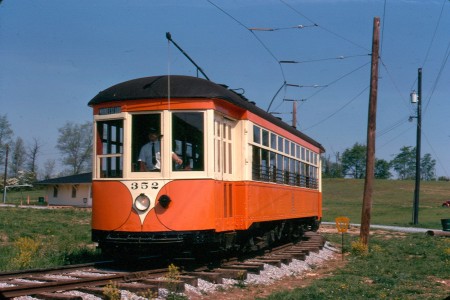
[350,239,368,256]
[233,270,247,288]
[9,237,40,269]
[103,281,121,300]
[138,289,158,299]
[166,263,180,280]
[165,263,188,300]
[370,244,383,253]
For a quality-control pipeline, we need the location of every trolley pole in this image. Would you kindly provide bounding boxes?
[413,68,422,225]
[360,17,380,247]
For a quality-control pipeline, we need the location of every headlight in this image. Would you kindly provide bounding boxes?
[134,193,151,212]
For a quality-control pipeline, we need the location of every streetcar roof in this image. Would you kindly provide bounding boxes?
[88,75,325,152]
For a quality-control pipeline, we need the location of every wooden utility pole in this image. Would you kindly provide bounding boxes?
[360,17,380,246]
[413,68,422,225]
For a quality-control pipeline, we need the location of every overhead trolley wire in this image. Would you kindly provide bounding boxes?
[279,54,370,64]
[207,0,286,82]
[280,0,370,52]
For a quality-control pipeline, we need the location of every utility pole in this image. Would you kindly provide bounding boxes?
[3,144,9,204]
[413,68,422,225]
[360,17,380,247]
[292,100,297,129]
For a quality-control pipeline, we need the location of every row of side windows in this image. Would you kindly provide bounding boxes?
[253,125,318,165]
[251,125,319,189]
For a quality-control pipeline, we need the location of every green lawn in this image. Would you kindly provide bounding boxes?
[322,178,450,229]
[1,180,449,299]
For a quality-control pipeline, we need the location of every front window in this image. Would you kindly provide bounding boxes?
[172,112,204,171]
[132,114,161,172]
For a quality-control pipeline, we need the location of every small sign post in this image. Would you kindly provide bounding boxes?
[335,216,350,261]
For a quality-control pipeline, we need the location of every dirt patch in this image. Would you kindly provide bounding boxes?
[319,224,408,239]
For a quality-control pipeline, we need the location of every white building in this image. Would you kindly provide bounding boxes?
[36,173,92,207]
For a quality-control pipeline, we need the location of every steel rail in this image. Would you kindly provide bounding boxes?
[0,269,166,298]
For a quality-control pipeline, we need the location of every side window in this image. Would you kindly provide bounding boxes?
[97,119,123,178]
[71,185,78,198]
[172,112,204,171]
[253,125,260,144]
[132,114,161,172]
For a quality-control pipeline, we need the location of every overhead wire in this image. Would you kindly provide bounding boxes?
[280,54,370,64]
[208,0,371,116]
[280,0,370,52]
[302,85,370,132]
[409,0,448,91]
[305,61,371,100]
[421,0,447,69]
[423,38,450,115]
[376,116,410,138]
[207,0,286,82]
[422,131,449,178]
[378,125,414,150]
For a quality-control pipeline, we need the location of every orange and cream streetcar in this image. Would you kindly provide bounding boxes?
[88,75,325,256]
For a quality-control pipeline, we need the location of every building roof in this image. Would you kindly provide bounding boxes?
[36,172,92,185]
[88,75,325,152]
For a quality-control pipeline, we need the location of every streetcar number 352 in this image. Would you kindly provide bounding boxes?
[130,182,159,190]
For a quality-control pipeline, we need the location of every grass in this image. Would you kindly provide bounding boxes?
[0,206,99,271]
[1,187,48,206]
[1,179,450,299]
[263,232,450,299]
[263,178,450,299]
[322,178,450,229]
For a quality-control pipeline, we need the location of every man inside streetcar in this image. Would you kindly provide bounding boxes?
[138,128,183,171]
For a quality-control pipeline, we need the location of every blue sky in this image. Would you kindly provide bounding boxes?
[1,0,449,177]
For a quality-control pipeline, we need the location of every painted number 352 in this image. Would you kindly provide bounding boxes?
[130,182,159,190]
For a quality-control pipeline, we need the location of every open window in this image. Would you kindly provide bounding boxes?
[172,112,204,171]
[132,114,161,172]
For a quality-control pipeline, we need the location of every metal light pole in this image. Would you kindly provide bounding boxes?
[412,68,422,225]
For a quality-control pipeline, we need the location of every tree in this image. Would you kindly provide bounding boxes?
[9,137,26,178]
[27,138,42,174]
[322,153,343,178]
[390,146,416,179]
[341,143,366,179]
[0,114,13,165]
[56,121,93,175]
[374,158,391,179]
[421,153,436,181]
[43,159,56,179]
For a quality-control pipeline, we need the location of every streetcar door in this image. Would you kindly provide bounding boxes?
[214,114,235,181]
[214,114,236,229]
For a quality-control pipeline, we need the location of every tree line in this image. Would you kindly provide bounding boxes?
[0,114,92,188]
[1,113,445,187]
[323,142,445,181]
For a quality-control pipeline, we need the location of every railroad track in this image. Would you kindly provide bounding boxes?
[0,231,327,299]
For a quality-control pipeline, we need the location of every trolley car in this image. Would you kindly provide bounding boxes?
[88,75,325,256]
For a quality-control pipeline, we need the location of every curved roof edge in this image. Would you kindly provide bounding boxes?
[88,75,325,153]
